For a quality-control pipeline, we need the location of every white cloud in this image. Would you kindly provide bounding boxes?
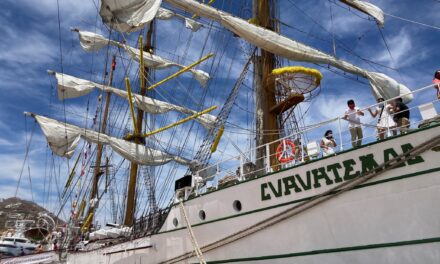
[4,0,97,27]
[371,28,421,68]
[0,138,14,147]
[326,11,372,36]
[0,31,57,65]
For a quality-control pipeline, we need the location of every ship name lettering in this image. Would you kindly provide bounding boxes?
[261,143,424,201]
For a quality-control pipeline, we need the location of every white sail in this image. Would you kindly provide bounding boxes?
[51,72,216,128]
[31,114,191,166]
[100,0,162,32]
[339,0,385,27]
[77,30,120,52]
[122,45,210,87]
[156,7,202,32]
[164,0,412,102]
[76,30,210,87]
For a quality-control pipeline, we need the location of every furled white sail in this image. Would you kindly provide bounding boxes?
[122,45,210,87]
[156,8,202,32]
[164,0,412,102]
[51,72,216,128]
[339,0,385,27]
[76,30,210,87]
[77,30,119,52]
[30,114,191,166]
[100,0,162,32]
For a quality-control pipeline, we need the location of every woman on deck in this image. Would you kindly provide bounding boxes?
[368,98,386,140]
[320,130,337,157]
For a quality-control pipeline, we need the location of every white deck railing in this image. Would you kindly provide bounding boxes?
[192,84,440,195]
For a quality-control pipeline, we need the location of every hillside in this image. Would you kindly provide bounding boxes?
[0,197,65,235]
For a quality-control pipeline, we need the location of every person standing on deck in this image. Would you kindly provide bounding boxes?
[344,99,364,148]
[368,97,386,140]
[433,70,440,99]
[393,98,410,134]
[320,130,337,156]
[368,98,396,139]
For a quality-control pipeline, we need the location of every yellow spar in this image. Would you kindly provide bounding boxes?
[125,106,217,140]
[81,212,94,233]
[147,53,214,90]
[125,77,139,134]
[139,35,146,90]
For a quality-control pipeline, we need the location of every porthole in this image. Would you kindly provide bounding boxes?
[172,218,178,227]
[199,210,206,221]
[233,200,242,212]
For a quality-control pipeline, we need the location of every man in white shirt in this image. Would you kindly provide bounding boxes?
[344,99,364,148]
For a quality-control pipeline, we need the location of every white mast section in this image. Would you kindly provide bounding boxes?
[339,0,385,27]
[26,113,191,166]
[49,71,216,128]
[76,30,210,87]
[163,0,412,102]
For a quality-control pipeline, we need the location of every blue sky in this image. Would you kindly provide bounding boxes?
[0,0,439,222]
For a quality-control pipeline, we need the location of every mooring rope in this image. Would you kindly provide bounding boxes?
[179,200,207,264]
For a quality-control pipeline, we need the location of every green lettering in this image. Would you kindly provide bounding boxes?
[383,148,405,169]
[268,180,283,198]
[261,183,271,201]
[312,167,333,188]
[295,173,312,191]
[359,154,379,174]
[283,176,302,195]
[343,159,360,180]
[327,163,343,183]
[401,143,425,165]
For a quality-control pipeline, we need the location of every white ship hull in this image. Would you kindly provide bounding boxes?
[0,252,59,264]
[67,124,440,263]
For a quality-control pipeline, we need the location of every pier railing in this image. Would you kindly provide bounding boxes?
[192,84,440,196]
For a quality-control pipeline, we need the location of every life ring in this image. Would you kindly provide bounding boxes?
[276,139,296,163]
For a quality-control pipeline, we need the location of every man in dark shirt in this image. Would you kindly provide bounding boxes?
[393,98,410,134]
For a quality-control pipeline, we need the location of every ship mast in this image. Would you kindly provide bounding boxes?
[83,55,116,227]
[124,21,155,227]
[253,0,279,169]
[90,55,116,200]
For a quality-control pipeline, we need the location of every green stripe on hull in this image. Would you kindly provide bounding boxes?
[204,237,440,263]
[159,167,440,235]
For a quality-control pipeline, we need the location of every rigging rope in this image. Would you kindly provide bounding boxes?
[14,119,36,198]
[384,12,440,31]
[285,0,388,74]
[189,49,255,173]
[377,27,408,87]
[329,1,337,57]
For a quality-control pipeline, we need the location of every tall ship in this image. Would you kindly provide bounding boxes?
[6,0,440,263]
